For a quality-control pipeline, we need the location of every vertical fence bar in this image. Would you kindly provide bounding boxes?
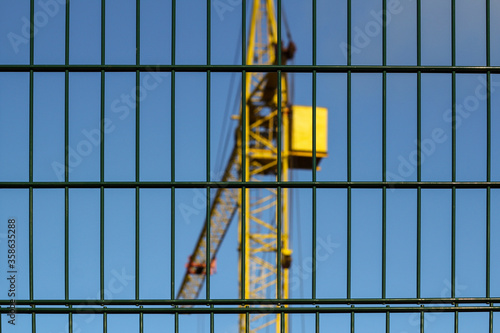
[382,0,386,68]
[29,0,35,327]
[135,182,140,301]
[205,0,212,299]
[135,0,141,302]
[486,0,491,67]
[205,182,211,299]
[452,184,457,333]
[103,311,107,333]
[207,0,211,67]
[315,309,319,333]
[346,92,352,302]
[240,70,247,301]
[277,0,284,308]
[382,185,387,296]
[312,180,317,298]
[206,0,211,175]
[312,0,318,301]
[277,67,283,300]
[170,0,176,300]
[416,182,421,303]
[350,305,355,333]
[170,184,176,299]
[381,0,388,301]
[100,186,105,300]
[451,94,456,296]
[486,0,491,310]
[276,0,283,298]
[385,307,390,333]
[312,178,317,300]
[277,0,281,66]
[65,186,69,298]
[346,0,352,305]
[312,0,317,68]
[29,185,34,330]
[240,0,247,303]
[277,0,283,300]
[32,308,36,333]
[280,309,285,333]
[29,0,34,309]
[206,0,211,182]
[451,0,456,66]
[277,0,284,319]
[451,7,457,325]
[486,1,492,328]
[416,3,422,322]
[381,0,387,301]
[490,305,494,333]
[242,0,247,66]
[29,0,34,66]
[139,307,143,333]
[454,303,459,333]
[210,306,214,333]
[347,0,351,68]
[487,182,491,320]
[64,3,71,319]
[68,307,72,333]
[135,186,140,300]
[486,71,491,318]
[420,306,424,333]
[452,81,458,333]
[100,0,106,302]
[64,13,70,306]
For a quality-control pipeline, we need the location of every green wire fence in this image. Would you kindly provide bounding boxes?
[0,0,499,332]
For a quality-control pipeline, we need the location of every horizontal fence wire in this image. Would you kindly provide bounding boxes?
[1,182,500,189]
[0,65,499,73]
[1,306,500,315]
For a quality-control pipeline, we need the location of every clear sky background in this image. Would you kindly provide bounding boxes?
[1,0,500,332]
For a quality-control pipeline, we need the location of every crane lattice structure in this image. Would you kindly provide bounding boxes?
[176,1,327,332]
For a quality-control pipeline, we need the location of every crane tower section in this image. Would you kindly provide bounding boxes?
[176,1,328,332]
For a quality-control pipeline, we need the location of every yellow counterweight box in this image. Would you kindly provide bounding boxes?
[289,105,328,169]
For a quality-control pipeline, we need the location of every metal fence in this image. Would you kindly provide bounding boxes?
[0,0,499,332]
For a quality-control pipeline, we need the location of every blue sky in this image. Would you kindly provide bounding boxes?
[1,0,500,332]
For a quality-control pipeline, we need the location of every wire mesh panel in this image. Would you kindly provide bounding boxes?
[0,0,500,332]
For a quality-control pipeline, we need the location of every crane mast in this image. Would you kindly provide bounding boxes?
[239,1,292,332]
[177,1,327,332]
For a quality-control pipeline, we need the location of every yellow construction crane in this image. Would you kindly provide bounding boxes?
[176,1,327,332]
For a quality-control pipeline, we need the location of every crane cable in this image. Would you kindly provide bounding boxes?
[216,3,295,175]
[282,6,305,332]
[289,170,306,333]
[281,3,293,43]
[214,21,243,175]
[281,4,295,106]
[283,7,304,328]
